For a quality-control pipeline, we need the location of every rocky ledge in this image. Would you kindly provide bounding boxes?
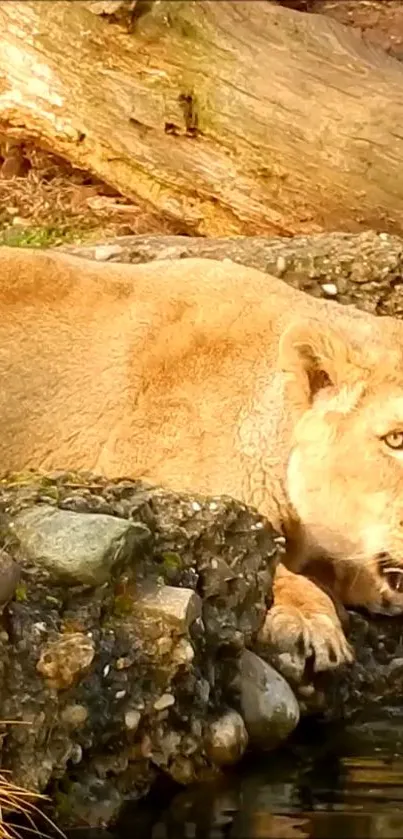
[0,471,400,829]
[0,471,296,828]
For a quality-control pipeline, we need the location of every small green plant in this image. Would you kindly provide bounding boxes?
[0,225,78,248]
[14,584,27,603]
[113,592,135,617]
[161,551,183,571]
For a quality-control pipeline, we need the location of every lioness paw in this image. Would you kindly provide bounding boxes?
[258,604,353,684]
[257,570,353,685]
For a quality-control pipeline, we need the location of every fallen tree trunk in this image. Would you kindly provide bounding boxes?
[3,2,403,237]
[62,229,403,317]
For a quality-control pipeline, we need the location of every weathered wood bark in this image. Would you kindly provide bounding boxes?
[62,229,403,317]
[3,1,403,236]
[287,0,403,63]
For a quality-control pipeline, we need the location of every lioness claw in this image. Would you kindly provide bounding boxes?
[258,567,353,683]
[258,603,353,684]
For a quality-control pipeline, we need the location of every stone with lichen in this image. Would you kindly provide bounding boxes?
[0,470,282,827]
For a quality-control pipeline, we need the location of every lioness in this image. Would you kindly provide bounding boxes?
[2,246,403,679]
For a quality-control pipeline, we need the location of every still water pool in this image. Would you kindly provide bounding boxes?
[112,715,403,839]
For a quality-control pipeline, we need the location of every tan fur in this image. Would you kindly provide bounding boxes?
[2,246,403,677]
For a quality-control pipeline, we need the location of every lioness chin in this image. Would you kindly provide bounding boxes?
[2,246,403,682]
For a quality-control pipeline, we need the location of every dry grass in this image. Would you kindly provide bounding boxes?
[0,777,44,839]
[0,143,183,249]
[0,719,64,839]
[0,775,62,839]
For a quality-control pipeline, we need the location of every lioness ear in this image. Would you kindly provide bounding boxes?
[278,320,352,403]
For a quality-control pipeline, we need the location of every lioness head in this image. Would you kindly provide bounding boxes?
[279,318,403,616]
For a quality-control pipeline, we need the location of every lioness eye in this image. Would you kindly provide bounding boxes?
[384,432,403,450]
[386,570,403,592]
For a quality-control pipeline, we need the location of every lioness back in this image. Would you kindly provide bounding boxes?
[0,247,291,497]
[0,246,401,522]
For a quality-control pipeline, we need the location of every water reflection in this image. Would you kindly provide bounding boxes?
[79,715,403,839]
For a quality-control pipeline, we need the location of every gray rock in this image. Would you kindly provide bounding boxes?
[93,243,124,260]
[0,550,21,606]
[61,704,89,728]
[61,775,124,829]
[62,229,403,317]
[205,710,248,766]
[153,693,175,711]
[124,709,141,731]
[133,584,202,635]
[237,650,300,750]
[37,631,95,690]
[11,505,150,585]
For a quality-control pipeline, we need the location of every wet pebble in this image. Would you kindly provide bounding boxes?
[237,650,300,750]
[205,709,248,766]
